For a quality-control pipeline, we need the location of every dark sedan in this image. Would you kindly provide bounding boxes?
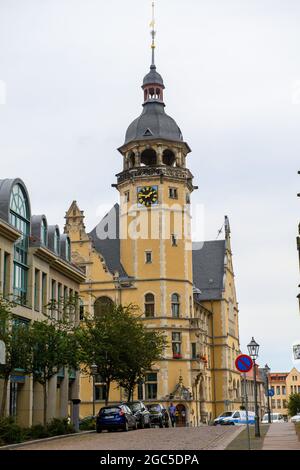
[127,401,151,429]
[96,404,137,432]
[147,403,170,428]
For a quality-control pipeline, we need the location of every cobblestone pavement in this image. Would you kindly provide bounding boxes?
[15,426,241,451]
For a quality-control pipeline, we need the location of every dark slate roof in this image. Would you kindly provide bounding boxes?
[125,102,183,145]
[143,65,164,87]
[192,240,226,301]
[89,204,128,278]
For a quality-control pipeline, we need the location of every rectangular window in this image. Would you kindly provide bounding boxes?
[3,252,10,298]
[138,381,144,400]
[145,251,152,264]
[169,187,178,199]
[124,191,130,203]
[95,384,107,401]
[277,399,281,408]
[191,343,197,359]
[172,332,182,358]
[145,373,157,400]
[41,273,47,314]
[186,193,191,204]
[57,283,62,319]
[282,386,286,395]
[34,269,40,311]
[13,263,28,305]
[276,386,280,395]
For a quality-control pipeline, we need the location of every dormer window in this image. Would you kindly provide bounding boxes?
[66,237,71,262]
[54,229,60,255]
[41,218,47,245]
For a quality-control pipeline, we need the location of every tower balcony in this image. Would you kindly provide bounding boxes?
[116,166,194,189]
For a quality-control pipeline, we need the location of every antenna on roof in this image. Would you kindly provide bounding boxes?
[216,223,224,240]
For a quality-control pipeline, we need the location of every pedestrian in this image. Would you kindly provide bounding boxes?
[168,402,176,427]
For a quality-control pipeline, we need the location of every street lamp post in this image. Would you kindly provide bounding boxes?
[91,363,98,417]
[247,337,260,438]
[264,364,271,424]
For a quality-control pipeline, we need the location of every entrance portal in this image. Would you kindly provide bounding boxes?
[175,404,186,427]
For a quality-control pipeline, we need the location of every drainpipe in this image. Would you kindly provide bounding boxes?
[210,301,217,419]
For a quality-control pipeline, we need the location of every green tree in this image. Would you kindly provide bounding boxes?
[117,326,166,402]
[288,393,300,417]
[27,311,80,425]
[0,296,32,418]
[77,303,167,406]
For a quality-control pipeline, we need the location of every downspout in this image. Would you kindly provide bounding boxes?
[210,301,217,419]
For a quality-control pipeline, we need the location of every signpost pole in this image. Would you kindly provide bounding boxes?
[243,373,251,451]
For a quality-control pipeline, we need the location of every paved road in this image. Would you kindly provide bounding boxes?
[15,426,241,451]
[263,423,300,450]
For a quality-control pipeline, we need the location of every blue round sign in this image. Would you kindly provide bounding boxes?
[268,389,274,397]
[235,354,253,373]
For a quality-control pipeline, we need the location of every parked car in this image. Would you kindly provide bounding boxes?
[96,404,137,432]
[221,410,255,425]
[262,413,285,424]
[127,401,151,429]
[290,414,300,423]
[213,411,235,425]
[147,403,170,428]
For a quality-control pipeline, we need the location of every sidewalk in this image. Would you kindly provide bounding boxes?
[262,423,300,450]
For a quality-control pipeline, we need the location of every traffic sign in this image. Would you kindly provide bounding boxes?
[235,354,253,373]
[268,389,274,397]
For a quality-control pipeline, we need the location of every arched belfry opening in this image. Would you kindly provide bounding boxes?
[162,149,176,167]
[128,151,135,168]
[141,148,157,166]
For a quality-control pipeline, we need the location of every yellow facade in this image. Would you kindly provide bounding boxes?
[269,368,300,419]
[63,39,243,424]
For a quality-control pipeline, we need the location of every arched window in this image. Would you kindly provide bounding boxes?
[54,229,60,255]
[41,218,47,246]
[9,183,30,304]
[94,296,114,318]
[171,293,180,318]
[162,149,176,166]
[141,149,157,166]
[145,293,155,318]
[128,152,135,168]
[65,237,71,262]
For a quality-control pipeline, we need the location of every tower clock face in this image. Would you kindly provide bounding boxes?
[137,186,158,207]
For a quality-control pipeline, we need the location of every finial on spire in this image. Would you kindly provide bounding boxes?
[149,1,156,69]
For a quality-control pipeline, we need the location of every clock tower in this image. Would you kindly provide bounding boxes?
[115,11,196,368]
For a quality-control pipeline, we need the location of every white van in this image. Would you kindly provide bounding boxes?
[221,410,255,425]
[261,413,285,424]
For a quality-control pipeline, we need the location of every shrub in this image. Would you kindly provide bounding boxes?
[0,417,26,444]
[28,424,50,440]
[46,417,75,437]
[79,416,96,431]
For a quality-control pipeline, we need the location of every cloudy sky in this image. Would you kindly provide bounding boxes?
[0,0,299,371]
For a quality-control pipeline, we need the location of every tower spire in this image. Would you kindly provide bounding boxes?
[150,1,156,69]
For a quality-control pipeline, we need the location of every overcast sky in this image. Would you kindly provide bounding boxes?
[0,0,299,371]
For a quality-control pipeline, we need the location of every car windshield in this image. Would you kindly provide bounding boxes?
[128,403,141,412]
[100,407,120,415]
[220,412,233,418]
[262,414,268,420]
[148,405,161,412]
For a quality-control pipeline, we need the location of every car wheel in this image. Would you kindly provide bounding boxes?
[123,421,129,432]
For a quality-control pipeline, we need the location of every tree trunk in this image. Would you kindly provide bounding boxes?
[0,373,10,418]
[43,381,48,426]
[105,380,110,406]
